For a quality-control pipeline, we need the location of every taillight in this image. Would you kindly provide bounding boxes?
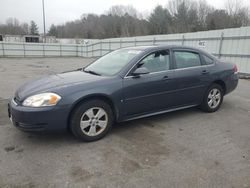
[233,64,238,73]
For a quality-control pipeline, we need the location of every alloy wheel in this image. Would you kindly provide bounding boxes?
[207,88,221,109]
[80,107,108,136]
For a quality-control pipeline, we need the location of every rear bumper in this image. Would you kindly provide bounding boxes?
[225,73,238,95]
[8,99,70,132]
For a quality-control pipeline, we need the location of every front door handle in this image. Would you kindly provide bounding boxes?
[202,70,210,75]
[162,75,171,81]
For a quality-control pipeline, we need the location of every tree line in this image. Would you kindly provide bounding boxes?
[0,0,249,39]
[0,18,39,36]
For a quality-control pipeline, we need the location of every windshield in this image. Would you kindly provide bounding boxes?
[84,49,142,76]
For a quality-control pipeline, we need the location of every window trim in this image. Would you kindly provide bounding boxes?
[124,49,172,78]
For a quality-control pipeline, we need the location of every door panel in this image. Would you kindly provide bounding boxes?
[122,71,175,116]
[171,50,207,106]
[173,67,205,106]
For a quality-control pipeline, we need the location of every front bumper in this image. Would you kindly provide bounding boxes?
[8,99,70,132]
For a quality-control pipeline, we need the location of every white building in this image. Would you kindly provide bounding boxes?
[0,34,57,43]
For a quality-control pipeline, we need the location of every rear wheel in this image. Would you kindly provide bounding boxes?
[200,84,224,112]
[70,100,114,141]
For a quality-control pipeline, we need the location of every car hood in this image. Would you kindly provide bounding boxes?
[15,70,103,100]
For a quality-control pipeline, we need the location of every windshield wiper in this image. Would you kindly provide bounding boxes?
[83,69,101,76]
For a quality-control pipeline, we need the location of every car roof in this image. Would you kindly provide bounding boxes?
[123,45,204,51]
[122,45,214,58]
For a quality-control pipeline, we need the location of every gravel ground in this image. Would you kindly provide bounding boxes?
[0,57,250,188]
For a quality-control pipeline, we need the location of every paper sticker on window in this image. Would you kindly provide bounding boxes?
[128,50,142,54]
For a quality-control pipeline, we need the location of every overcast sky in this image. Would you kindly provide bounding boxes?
[0,0,249,32]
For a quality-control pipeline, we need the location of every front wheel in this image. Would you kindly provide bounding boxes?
[200,84,224,113]
[70,100,114,142]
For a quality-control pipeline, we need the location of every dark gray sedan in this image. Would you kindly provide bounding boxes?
[8,45,238,141]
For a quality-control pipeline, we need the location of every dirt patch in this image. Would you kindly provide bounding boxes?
[114,122,170,167]
[4,146,15,152]
[27,64,46,68]
[121,158,142,173]
[0,180,36,188]
[70,166,93,182]
[103,148,143,175]
[15,148,24,153]
[4,145,24,153]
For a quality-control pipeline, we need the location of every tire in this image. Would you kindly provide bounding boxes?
[70,99,114,142]
[200,84,224,113]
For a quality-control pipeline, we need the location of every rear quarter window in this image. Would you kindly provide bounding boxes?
[202,55,214,65]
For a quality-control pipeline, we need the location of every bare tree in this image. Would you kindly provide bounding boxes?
[0,18,29,35]
[148,5,172,34]
[108,5,138,18]
[225,0,250,27]
[197,0,213,30]
[206,10,232,30]
[225,0,242,17]
[20,23,29,34]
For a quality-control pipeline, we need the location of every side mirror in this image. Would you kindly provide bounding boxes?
[132,67,150,77]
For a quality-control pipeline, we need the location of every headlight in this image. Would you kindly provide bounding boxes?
[22,93,61,107]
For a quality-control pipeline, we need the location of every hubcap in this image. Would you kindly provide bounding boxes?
[80,107,108,136]
[207,88,221,109]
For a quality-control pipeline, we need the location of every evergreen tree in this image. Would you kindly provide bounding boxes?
[29,20,39,35]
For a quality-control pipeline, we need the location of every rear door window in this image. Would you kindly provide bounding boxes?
[174,51,201,69]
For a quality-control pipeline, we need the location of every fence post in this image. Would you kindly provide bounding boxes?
[86,45,88,58]
[109,40,111,52]
[134,38,137,46]
[120,39,122,48]
[100,40,102,56]
[23,43,26,57]
[182,35,185,46]
[153,37,156,45]
[218,32,224,59]
[76,44,78,57]
[81,45,83,57]
[92,44,94,57]
[1,42,5,57]
[42,43,45,57]
[60,43,62,57]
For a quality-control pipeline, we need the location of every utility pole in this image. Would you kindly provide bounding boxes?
[42,0,46,43]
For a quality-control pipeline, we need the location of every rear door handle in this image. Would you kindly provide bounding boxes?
[202,70,210,75]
